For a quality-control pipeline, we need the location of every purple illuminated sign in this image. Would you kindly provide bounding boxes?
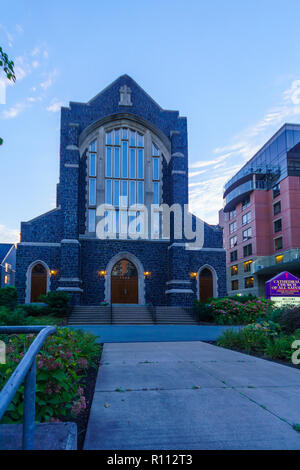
[265,271,300,298]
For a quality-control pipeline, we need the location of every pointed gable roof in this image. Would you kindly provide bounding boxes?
[0,244,14,264]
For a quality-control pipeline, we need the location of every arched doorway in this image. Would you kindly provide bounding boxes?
[199,267,213,303]
[30,263,47,302]
[111,259,138,304]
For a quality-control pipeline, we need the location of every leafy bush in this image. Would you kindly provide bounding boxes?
[217,327,267,354]
[193,300,215,322]
[22,304,48,317]
[0,306,33,326]
[278,307,300,334]
[210,298,273,325]
[228,293,257,304]
[0,328,99,423]
[39,291,70,317]
[0,286,18,310]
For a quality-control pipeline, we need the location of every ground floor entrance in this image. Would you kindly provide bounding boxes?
[111,258,138,304]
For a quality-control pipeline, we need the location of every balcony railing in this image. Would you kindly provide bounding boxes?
[224,165,280,193]
[252,249,300,273]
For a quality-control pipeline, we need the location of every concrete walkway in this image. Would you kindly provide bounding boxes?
[84,341,300,450]
[70,324,241,343]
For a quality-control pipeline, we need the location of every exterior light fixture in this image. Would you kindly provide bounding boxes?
[50,270,58,276]
[190,272,197,279]
[99,270,107,277]
[144,271,151,278]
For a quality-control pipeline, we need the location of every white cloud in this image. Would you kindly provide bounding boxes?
[15,24,24,34]
[0,225,19,243]
[40,69,57,90]
[32,60,39,69]
[46,99,64,112]
[2,101,27,119]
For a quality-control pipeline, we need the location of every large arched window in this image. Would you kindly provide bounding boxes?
[85,120,167,239]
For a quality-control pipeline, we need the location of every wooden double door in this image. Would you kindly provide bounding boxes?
[111,259,138,304]
[199,268,213,303]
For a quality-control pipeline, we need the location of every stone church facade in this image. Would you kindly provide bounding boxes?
[15,75,226,306]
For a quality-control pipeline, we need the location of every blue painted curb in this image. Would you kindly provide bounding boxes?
[68,324,243,343]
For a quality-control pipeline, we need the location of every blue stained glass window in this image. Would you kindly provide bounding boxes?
[153,157,159,180]
[152,143,159,156]
[113,180,120,206]
[153,182,159,204]
[88,209,96,232]
[122,141,128,178]
[128,211,136,234]
[137,181,144,204]
[105,179,112,205]
[137,149,144,179]
[114,147,120,177]
[113,210,119,234]
[122,128,128,140]
[89,153,96,177]
[120,181,128,207]
[114,129,120,145]
[89,140,97,152]
[106,131,113,145]
[138,133,144,147]
[129,181,136,206]
[104,210,113,233]
[130,130,136,146]
[130,149,136,178]
[89,178,96,205]
[106,148,112,177]
[120,210,128,235]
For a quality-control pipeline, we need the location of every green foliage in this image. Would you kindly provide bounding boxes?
[21,304,48,317]
[193,300,215,322]
[0,286,18,310]
[0,306,32,326]
[210,297,273,325]
[278,307,300,334]
[217,320,300,362]
[0,47,16,82]
[38,291,70,317]
[293,424,300,432]
[0,328,100,423]
[228,293,257,304]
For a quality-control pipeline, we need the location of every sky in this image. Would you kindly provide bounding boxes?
[2,0,300,243]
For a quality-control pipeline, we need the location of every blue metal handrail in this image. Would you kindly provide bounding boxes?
[0,325,56,450]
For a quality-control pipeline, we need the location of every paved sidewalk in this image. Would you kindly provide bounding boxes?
[70,324,241,343]
[84,341,300,450]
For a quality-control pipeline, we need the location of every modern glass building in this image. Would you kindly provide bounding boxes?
[219,123,300,297]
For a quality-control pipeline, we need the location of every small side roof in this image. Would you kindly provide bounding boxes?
[0,243,14,263]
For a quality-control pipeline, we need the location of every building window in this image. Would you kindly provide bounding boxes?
[243,243,252,257]
[273,201,281,216]
[244,259,253,272]
[230,250,238,262]
[274,237,283,251]
[152,144,160,206]
[276,254,284,264]
[4,263,10,273]
[231,265,238,276]
[242,196,250,211]
[229,209,236,220]
[104,127,146,236]
[274,218,282,233]
[242,227,252,241]
[88,209,96,232]
[230,235,237,248]
[272,183,280,199]
[88,140,97,231]
[229,221,237,234]
[245,276,254,289]
[231,279,239,291]
[242,211,251,226]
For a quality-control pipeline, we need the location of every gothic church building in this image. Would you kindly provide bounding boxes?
[16,75,226,306]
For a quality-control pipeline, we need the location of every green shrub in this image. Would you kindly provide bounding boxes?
[21,304,48,317]
[278,307,300,334]
[39,291,70,317]
[0,306,33,326]
[210,298,273,325]
[193,300,215,322]
[0,286,18,310]
[0,328,99,423]
[228,293,257,304]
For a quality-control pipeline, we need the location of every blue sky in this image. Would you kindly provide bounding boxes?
[2,0,300,242]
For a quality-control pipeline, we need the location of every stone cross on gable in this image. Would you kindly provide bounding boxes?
[119,85,132,106]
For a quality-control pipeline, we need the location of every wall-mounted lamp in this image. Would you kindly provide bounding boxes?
[99,270,107,277]
[50,269,58,276]
[190,272,197,279]
[144,271,151,278]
